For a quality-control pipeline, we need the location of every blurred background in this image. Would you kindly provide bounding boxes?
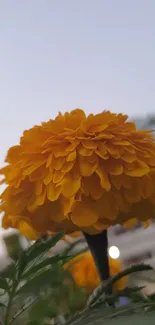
[0,0,155,294]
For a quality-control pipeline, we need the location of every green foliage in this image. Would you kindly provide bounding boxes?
[66,310,155,325]
[0,233,69,325]
[87,264,153,307]
[0,232,155,325]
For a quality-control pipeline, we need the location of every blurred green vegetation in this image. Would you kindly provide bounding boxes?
[0,233,155,325]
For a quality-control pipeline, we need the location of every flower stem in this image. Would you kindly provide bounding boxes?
[83,230,110,282]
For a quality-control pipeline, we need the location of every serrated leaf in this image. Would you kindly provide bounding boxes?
[0,277,9,291]
[90,286,145,308]
[87,264,153,307]
[104,264,152,293]
[111,286,145,300]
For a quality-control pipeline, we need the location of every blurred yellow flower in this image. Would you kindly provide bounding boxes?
[1,109,155,239]
[65,251,126,293]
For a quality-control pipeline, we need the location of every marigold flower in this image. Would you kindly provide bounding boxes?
[65,251,126,293]
[1,109,155,239]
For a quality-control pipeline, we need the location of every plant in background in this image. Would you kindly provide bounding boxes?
[64,251,126,294]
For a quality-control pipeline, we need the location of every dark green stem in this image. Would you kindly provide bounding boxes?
[83,230,110,282]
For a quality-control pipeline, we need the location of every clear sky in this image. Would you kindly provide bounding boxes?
[0,0,155,165]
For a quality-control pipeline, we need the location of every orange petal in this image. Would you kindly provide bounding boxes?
[71,202,98,227]
[46,153,53,168]
[61,196,74,215]
[66,150,77,161]
[81,140,97,149]
[113,140,130,146]
[43,171,53,185]
[124,187,141,203]
[105,144,120,157]
[18,221,39,240]
[62,174,81,197]
[123,218,137,228]
[99,193,118,219]
[66,140,80,152]
[81,175,103,200]
[108,160,123,176]
[79,155,98,176]
[49,201,65,223]
[5,145,21,163]
[78,145,93,156]
[95,150,109,160]
[35,181,43,195]
[47,183,61,201]
[23,161,45,176]
[121,154,136,163]
[96,165,111,191]
[94,220,107,231]
[53,170,65,183]
[113,191,130,213]
[53,156,65,170]
[61,161,74,173]
[141,175,154,198]
[35,190,46,206]
[29,166,47,182]
[124,161,149,177]
[27,196,38,213]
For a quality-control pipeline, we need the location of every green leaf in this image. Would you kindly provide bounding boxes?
[10,297,38,324]
[0,277,9,291]
[67,311,155,325]
[104,264,152,293]
[22,255,70,278]
[25,233,64,263]
[110,286,145,300]
[66,301,155,325]
[16,250,27,278]
[87,264,153,306]
[17,265,63,295]
[91,286,145,308]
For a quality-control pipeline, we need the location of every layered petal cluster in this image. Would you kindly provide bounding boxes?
[65,251,126,293]
[1,109,155,239]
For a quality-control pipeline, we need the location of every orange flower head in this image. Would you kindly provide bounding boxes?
[1,109,155,239]
[64,251,126,293]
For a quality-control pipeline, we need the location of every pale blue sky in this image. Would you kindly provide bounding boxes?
[0,0,155,165]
